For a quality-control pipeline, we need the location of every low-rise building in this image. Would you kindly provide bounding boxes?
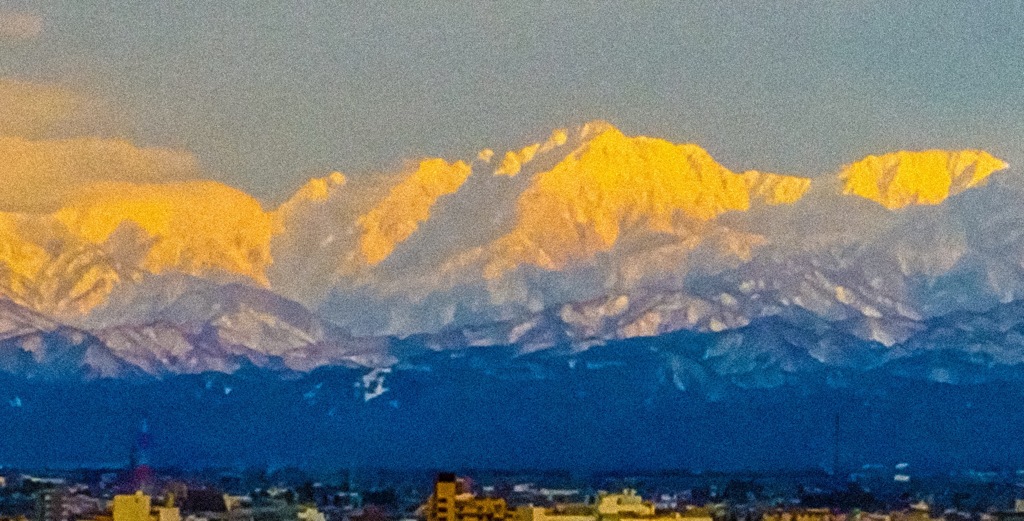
[93,492,181,521]
[676,506,714,521]
[514,506,594,521]
[112,492,152,521]
[425,474,508,521]
[514,489,708,521]
[35,489,69,521]
[595,490,655,518]
[762,508,838,521]
[296,508,324,521]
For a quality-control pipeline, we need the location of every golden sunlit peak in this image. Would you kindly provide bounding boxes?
[480,122,812,278]
[494,128,571,177]
[545,128,569,148]
[742,171,812,206]
[292,171,347,203]
[358,157,473,265]
[495,144,539,177]
[477,148,495,163]
[53,180,275,286]
[840,149,1008,210]
[579,120,618,139]
[327,171,346,184]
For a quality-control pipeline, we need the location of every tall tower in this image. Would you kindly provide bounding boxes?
[131,419,154,493]
[832,410,842,477]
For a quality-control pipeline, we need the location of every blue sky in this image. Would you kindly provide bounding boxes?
[1,1,1022,204]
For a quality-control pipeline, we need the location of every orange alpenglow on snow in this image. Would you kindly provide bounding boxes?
[292,171,347,203]
[0,213,49,288]
[272,171,349,227]
[357,158,473,265]
[840,149,1008,209]
[483,122,810,276]
[0,115,1010,323]
[494,128,570,176]
[742,171,812,205]
[53,180,276,284]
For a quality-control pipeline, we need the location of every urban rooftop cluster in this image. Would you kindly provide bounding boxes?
[4,467,1024,521]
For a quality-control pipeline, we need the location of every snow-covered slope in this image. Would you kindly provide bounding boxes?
[0,181,273,321]
[85,278,393,376]
[0,120,1016,376]
[297,123,1008,338]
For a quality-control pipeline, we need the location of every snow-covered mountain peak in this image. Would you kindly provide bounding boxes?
[0,121,1014,362]
[839,149,1008,209]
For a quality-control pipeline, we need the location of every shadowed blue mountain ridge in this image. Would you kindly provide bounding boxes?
[1,303,1023,470]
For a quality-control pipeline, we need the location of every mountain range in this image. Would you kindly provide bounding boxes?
[1,121,1022,469]
[0,121,1015,372]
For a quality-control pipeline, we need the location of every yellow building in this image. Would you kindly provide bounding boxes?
[113,493,151,521]
[763,509,839,521]
[676,507,714,521]
[889,503,940,521]
[426,474,508,521]
[596,490,655,518]
[514,506,595,521]
[514,490,699,521]
[427,475,703,521]
[102,492,180,521]
[152,505,180,521]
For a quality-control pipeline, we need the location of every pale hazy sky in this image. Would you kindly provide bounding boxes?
[1,1,1023,205]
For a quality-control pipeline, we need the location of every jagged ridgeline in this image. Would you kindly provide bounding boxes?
[3,121,1024,470]
[0,121,1014,377]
